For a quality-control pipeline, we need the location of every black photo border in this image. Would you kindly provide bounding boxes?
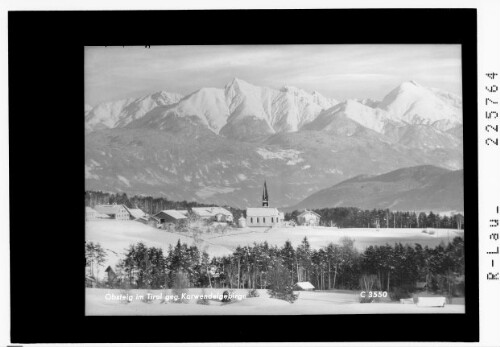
[9,9,478,343]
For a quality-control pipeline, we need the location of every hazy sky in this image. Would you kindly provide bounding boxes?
[85,45,462,106]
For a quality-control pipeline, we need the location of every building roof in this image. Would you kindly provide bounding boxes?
[238,216,246,220]
[86,206,97,213]
[192,207,233,218]
[94,204,128,216]
[124,207,146,219]
[295,281,315,290]
[155,210,188,220]
[246,207,281,217]
[298,210,321,218]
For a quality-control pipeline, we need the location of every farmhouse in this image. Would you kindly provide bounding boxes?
[124,206,146,220]
[191,207,233,223]
[94,204,131,220]
[246,181,284,227]
[153,210,188,226]
[297,210,321,226]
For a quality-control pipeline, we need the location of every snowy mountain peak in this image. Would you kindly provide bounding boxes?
[225,77,255,92]
[85,91,183,131]
[379,80,462,130]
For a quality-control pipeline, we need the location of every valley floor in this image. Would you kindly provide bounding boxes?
[86,288,465,315]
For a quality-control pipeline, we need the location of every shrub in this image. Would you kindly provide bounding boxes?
[359,295,374,303]
[390,286,413,301]
[247,288,259,298]
[197,288,210,305]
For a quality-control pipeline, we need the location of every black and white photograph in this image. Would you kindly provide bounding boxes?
[84,44,466,315]
[8,4,498,344]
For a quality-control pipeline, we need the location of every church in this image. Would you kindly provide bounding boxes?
[246,181,284,227]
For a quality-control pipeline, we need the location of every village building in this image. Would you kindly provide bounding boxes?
[191,207,234,223]
[246,181,284,227]
[237,216,246,228]
[94,204,131,220]
[297,210,321,226]
[153,210,188,226]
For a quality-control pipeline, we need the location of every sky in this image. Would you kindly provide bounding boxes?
[85,45,462,106]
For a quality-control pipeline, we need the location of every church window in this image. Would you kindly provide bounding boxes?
[251,217,253,223]
[263,217,266,223]
[257,218,260,223]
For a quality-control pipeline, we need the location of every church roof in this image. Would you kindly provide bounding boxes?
[246,207,281,217]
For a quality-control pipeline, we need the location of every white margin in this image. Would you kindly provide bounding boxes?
[1,1,499,346]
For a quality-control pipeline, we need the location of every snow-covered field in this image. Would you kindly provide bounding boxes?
[86,220,464,278]
[86,288,465,315]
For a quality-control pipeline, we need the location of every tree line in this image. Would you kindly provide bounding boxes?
[93,236,464,299]
[286,207,464,229]
[85,190,246,219]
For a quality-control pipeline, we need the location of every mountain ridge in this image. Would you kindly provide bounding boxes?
[85,79,464,208]
[287,165,463,213]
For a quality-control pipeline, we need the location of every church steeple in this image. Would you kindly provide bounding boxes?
[262,181,269,207]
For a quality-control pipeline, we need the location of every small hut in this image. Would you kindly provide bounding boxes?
[238,216,246,228]
[294,281,315,291]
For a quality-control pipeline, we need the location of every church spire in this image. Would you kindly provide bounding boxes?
[262,181,269,207]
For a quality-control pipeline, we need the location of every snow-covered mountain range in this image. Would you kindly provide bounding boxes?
[85,78,463,209]
[85,91,183,131]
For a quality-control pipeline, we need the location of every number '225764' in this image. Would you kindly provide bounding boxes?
[485,72,498,146]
